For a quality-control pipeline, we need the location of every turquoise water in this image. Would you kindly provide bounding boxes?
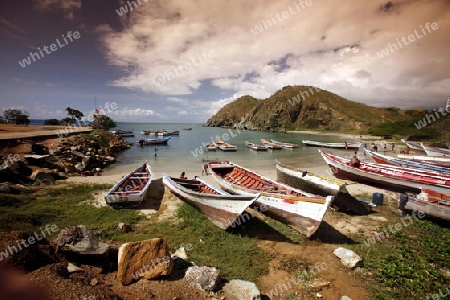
[104,123,361,178]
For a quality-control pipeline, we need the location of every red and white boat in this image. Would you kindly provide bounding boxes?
[205,142,217,151]
[261,139,282,149]
[208,161,333,237]
[302,140,361,150]
[319,150,450,195]
[364,149,450,173]
[216,139,237,151]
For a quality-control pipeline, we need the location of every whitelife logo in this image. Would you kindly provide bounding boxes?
[18,31,81,68]
[377,22,439,58]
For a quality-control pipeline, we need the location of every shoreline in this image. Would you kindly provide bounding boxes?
[287,130,385,141]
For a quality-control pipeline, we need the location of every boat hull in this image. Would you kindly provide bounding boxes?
[320,151,450,194]
[104,162,153,208]
[209,162,332,237]
[162,174,256,229]
[403,198,450,221]
[276,161,371,214]
[302,140,361,149]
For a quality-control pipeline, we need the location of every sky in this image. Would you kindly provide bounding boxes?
[0,0,449,123]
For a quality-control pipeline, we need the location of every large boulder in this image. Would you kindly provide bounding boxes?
[30,170,55,182]
[55,225,109,256]
[184,266,220,292]
[118,238,173,285]
[333,247,363,269]
[224,279,261,300]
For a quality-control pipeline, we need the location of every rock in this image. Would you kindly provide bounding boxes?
[75,162,85,171]
[117,223,132,233]
[184,266,220,292]
[333,247,363,269]
[82,156,91,166]
[118,238,173,285]
[67,263,84,273]
[341,296,353,300]
[0,182,11,193]
[171,246,188,259]
[90,278,98,286]
[31,170,55,182]
[105,156,115,162]
[31,143,49,155]
[55,225,110,255]
[223,279,261,300]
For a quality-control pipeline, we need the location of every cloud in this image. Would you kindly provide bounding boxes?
[34,0,81,20]
[97,0,450,114]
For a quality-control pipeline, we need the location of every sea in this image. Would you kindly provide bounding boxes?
[100,122,361,178]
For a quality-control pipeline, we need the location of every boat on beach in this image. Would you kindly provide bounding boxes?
[270,139,298,148]
[245,141,268,151]
[138,135,172,145]
[216,139,237,151]
[401,193,450,221]
[320,150,450,195]
[208,161,333,237]
[162,174,258,229]
[397,154,450,166]
[104,162,153,208]
[364,149,450,173]
[261,139,282,149]
[401,139,425,152]
[302,140,361,149]
[420,143,450,157]
[276,160,372,214]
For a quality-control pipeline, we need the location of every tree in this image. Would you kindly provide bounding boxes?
[43,119,60,125]
[3,109,29,125]
[66,107,84,124]
[92,115,116,130]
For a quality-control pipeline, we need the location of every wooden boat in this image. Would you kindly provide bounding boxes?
[183,128,192,130]
[401,139,425,152]
[216,139,237,151]
[270,139,298,148]
[401,194,450,221]
[319,150,450,194]
[141,130,157,135]
[138,135,172,145]
[162,174,258,229]
[302,140,361,149]
[397,154,450,166]
[364,149,450,173]
[208,161,333,237]
[111,129,135,137]
[104,162,153,208]
[169,130,180,136]
[421,143,450,157]
[245,141,268,151]
[276,160,372,214]
[261,139,282,149]
[205,142,217,151]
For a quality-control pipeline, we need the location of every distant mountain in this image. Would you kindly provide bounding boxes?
[205,86,416,133]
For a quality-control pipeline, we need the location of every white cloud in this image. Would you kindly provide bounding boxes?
[97,0,450,116]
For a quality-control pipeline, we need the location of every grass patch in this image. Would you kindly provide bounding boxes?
[0,182,270,283]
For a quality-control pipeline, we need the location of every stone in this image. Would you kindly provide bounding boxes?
[0,182,11,193]
[55,225,109,255]
[31,170,55,182]
[184,266,220,292]
[105,156,115,162]
[67,263,84,273]
[118,238,173,285]
[171,246,188,259]
[341,296,353,300]
[117,223,132,233]
[90,278,98,286]
[223,279,261,300]
[333,247,363,269]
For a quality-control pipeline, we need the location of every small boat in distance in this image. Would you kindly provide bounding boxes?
[261,139,282,149]
[138,135,172,145]
[111,129,135,137]
[205,142,217,151]
[208,161,333,237]
[104,162,153,208]
[162,174,258,229]
[183,127,192,130]
[421,143,450,157]
[216,139,237,151]
[302,140,361,149]
[271,139,298,148]
[245,141,268,151]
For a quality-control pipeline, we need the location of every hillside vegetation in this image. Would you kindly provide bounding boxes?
[205,86,449,144]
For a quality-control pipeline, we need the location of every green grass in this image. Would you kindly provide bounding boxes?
[0,182,270,283]
[348,208,450,299]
